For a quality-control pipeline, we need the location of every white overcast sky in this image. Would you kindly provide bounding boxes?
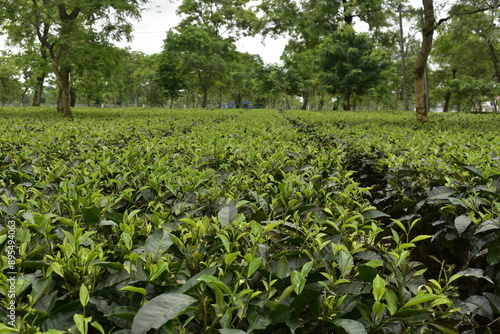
[1,0,425,64]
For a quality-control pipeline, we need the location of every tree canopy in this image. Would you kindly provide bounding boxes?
[0,0,499,118]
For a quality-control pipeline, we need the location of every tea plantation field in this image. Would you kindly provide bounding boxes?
[1,108,500,333]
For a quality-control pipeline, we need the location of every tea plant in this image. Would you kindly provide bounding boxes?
[0,108,499,333]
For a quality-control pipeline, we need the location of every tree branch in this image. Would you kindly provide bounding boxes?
[436,4,500,27]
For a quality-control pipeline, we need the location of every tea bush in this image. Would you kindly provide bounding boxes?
[0,108,499,333]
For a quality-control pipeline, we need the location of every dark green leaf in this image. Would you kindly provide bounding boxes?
[484,292,500,315]
[466,295,493,317]
[219,330,247,334]
[456,268,494,284]
[362,210,390,220]
[248,308,272,330]
[427,186,456,200]
[429,322,459,334]
[218,203,238,226]
[144,229,173,259]
[332,319,367,334]
[475,220,500,234]
[82,206,101,225]
[178,266,217,293]
[131,293,196,334]
[392,309,432,322]
[454,215,472,237]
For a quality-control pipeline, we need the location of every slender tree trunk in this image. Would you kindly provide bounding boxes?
[398,5,409,111]
[235,92,242,109]
[202,88,208,108]
[488,41,500,83]
[343,90,351,110]
[318,92,325,110]
[414,0,435,123]
[443,69,457,113]
[32,75,45,106]
[53,63,72,117]
[301,93,308,110]
[70,87,76,107]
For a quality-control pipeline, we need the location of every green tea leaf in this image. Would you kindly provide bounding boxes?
[332,318,367,334]
[372,275,385,302]
[197,275,232,294]
[372,301,386,316]
[121,286,147,295]
[82,206,101,225]
[0,324,18,333]
[410,235,432,243]
[73,314,91,334]
[385,289,398,315]
[225,251,240,267]
[144,229,173,259]
[454,215,472,237]
[219,330,247,334]
[429,322,459,334]
[277,256,288,279]
[402,293,439,308]
[218,203,237,226]
[131,293,196,334]
[248,257,262,277]
[456,268,494,284]
[79,284,90,307]
[392,309,432,322]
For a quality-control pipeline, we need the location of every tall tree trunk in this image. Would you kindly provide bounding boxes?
[53,63,72,117]
[343,89,351,110]
[202,88,208,108]
[234,92,242,109]
[32,75,45,106]
[318,92,325,111]
[301,93,308,110]
[398,4,409,111]
[70,87,76,107]
[488,41,500,83]
[443,69,457,113]
[414,0,435,123]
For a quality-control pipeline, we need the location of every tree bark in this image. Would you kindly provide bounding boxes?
[414,0,435,123]
[32,75,45,106]
[443,69,457,113]
[487,41,500,83]
[70,87,76,107]
[201,88,208,108]
[343,89,351,110]
[53,62,72,116]
[301,93,308,110]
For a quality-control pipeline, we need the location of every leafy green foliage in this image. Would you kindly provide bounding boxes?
[0,108,499,333]
[319,26,390,110]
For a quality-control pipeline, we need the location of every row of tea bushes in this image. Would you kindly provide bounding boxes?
[0,108,499,333]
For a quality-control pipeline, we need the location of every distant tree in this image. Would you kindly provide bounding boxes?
[0,54,21,106]
[319,26,389,111]
[255,63,302,109]
[432,10,498,112]
[413,0,499,122]
[225,52,264,108]
[160,27,235,108]
[176,0,259,38]
[0,0,150,117]
[157,48,187,108]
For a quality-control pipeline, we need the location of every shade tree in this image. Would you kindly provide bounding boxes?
[318,26,390,111]
[158,26,235,108]
[0,0,151,116]
[0,53,21,106]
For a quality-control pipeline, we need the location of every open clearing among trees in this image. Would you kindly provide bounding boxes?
[1,108,500,333]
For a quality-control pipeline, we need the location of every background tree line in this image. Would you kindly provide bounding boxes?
[0,0,498,121]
